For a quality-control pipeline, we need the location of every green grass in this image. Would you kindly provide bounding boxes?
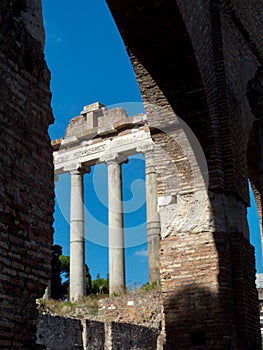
[140,279,161,292]
[37,295,101,317]
[37,282,161,318]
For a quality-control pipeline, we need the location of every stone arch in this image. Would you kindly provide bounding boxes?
[105,0,221,190]
[105,0,262,348]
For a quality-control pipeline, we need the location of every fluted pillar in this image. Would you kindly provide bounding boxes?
[143,145,161,282]
[104,154,126,295]
[69,168,86,301]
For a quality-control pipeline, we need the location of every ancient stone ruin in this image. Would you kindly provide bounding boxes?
[37,290,163,350]
[0,0,263,349]
[52,102,160,299]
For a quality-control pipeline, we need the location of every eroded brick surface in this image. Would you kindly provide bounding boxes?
[106,0,262,348]
[0,1,53,348]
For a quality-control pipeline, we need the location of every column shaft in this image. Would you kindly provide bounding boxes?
[70,170,85,301]
[107,160,125,295]
[145,149,160,282]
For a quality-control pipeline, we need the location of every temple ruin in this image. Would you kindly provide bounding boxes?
[52,102,160,299]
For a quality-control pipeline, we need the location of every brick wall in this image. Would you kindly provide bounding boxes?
[105,0,262,348]
[230,234,261,348]
[0,1,54,348]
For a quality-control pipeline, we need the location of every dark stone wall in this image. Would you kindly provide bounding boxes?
[36,315,160,350]
[0,1,54,348]
[111,322,159,350]
[37,314,83,350]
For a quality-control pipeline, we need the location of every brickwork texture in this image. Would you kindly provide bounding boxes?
[106,0,262,348]
[0,1,54,348]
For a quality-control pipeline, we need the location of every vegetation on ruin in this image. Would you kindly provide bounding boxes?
[39,284,160,315]
[37,295,103,318]
[37,286,161,319]
[140,279,161,292]
[40,244,161,317]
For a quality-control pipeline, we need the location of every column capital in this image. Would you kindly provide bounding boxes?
[100,153,127,165]
[64,163,91,175]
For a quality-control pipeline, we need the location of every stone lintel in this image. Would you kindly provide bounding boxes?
[54,129,152,175]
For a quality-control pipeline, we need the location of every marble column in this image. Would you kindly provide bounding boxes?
[143,145,161,283]
[69,168,86,301]
[104,154,126,295]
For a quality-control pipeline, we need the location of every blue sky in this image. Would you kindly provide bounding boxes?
[43,0,143,140]
[43,0,148,286]
[42,0,262,284]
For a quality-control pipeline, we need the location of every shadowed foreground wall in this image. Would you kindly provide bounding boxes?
[105,0,262,348]
[0,1,54,348]
[37,289,163,349]
[37,314,160,350]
